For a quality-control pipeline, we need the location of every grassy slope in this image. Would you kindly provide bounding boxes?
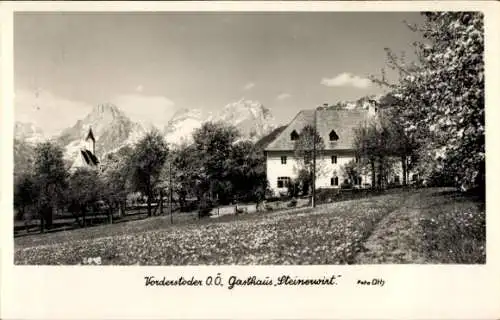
[354,189,485,264]
[14,188,486,265]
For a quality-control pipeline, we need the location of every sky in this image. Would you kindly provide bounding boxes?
[14,12,424,137]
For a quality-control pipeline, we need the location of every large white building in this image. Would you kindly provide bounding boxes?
[264,105,407,196]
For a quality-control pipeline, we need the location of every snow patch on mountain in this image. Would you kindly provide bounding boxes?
[164,99,276,145]
[163,108,206,145]
[209,98,276,141]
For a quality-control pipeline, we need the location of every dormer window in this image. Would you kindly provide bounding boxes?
[329,130,339,141]
[291,130,299,141]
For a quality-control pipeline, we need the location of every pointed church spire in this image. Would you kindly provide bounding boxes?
[86,126,95,142]
[86,127,96,155]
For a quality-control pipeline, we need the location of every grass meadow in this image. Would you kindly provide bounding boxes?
[14,188,485,265]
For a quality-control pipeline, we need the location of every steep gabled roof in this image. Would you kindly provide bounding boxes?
[265,108,377,151]
[80,150,99,166]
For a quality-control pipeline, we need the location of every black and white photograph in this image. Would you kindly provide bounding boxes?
[3,2,500,319]
[10,9,486,266]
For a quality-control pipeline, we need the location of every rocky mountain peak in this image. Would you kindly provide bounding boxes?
[212,98,276,141]
[57,103,146,161]
[164,108,206,145]
[87,103,125,122]
[168,108,204,124]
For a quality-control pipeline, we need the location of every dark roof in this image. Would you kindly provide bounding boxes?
[80,150,99,166]
[265,108,377,151]
[255,125,287,150]
[86,127,95,142]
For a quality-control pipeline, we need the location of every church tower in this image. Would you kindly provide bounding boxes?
[85,126,96,156]
[70,126,99,173]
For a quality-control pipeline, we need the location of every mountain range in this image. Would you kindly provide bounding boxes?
[15,98,277,164]
[326,94,384,110]
[14,94,386,170]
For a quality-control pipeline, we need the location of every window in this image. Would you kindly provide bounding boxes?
[412,174,418,181]
[331,176,339,186]
[331,155,337,164]
[394,175,400,184]
[290,130,299,141]
[281,156,287,164]
[329,130,339,141]
[277,177,291,189]
[354,176,362,185]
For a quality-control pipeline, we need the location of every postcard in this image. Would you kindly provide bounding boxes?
[1,1,499,319]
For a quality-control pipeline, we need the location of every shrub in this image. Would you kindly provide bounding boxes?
[316,188,340,204]
[340,182,353,190]
[387,182,400,189]
[198,199,214,218]
[235,207,247,215]
[287,198,298,208]
[180,200,198,213]
[265,196,280,202]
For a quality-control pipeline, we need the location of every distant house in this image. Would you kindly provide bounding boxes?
[70,127,100,172]
[264,105,407,196]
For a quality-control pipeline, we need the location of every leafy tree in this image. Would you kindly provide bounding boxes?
[293,124,325,194]
[375,94,420,185]
[158,148,196,216]
[129,130,169,217]
[32,142,68,232]
[14,173,37,221]
[66,168,102,227]
[353,121,396,189]
[341,160,361,185]
[372,12,484,191]
[168,143,201,210]
[229,140,267,202]
[100,145,133,219]
[295,168,312,195]
[353,124,379,188]
[192,122,240,204]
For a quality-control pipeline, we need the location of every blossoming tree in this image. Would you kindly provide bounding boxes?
[374,12,484,190]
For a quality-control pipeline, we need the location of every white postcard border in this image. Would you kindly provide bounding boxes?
[1,2,499,319]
